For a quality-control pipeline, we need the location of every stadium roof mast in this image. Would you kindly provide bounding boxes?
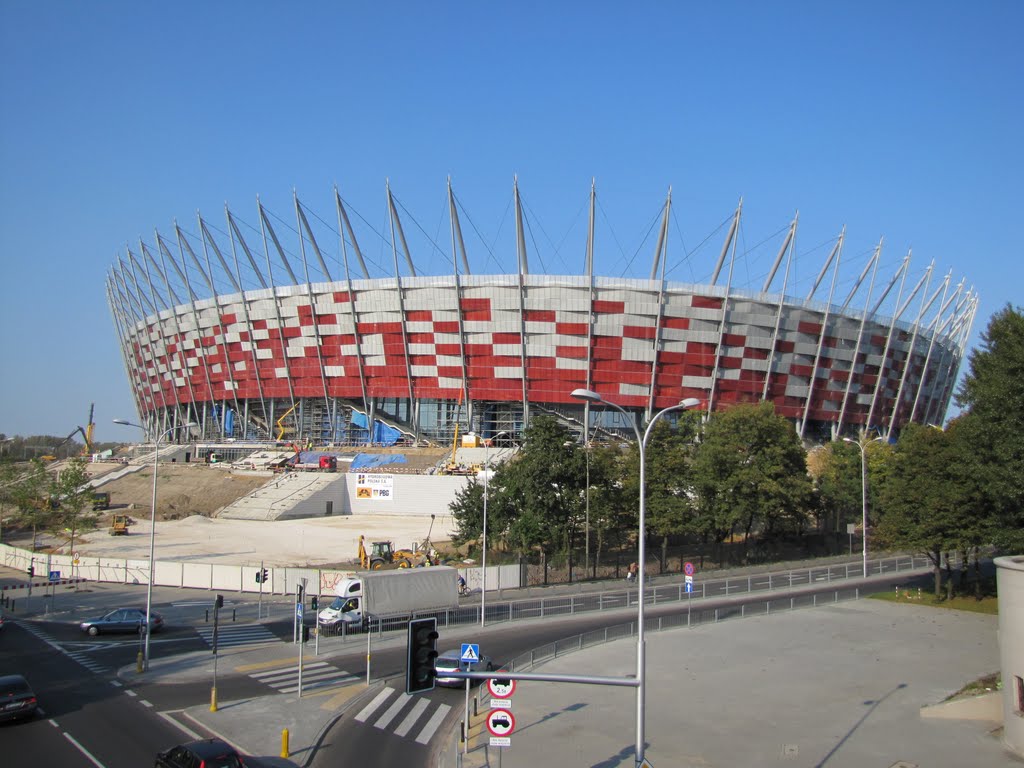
[834,239,882,437]
[583,179,596,443]
[646,187,673,421]
[386,180,421,438]
[916,280,967,424]
[907,273,957,424]
[514,176,531,425]
[705,199,742,417]
[888,263,943,438]
[448,177,474,429]
[798,227,846,439]
[294,190,337,439]
[335,187,372,426]
[761,213,799,403]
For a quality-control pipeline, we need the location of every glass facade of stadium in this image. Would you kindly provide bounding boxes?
[105,188,974,447]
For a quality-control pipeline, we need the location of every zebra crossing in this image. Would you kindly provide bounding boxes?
[249,661,359,694]
[195,623,278,650]
[18,622,111,675]
[354,686,452,745]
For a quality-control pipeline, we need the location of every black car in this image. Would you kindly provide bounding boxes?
[80,607,164,636]
[0,674,38,723]
[155,738,245,767]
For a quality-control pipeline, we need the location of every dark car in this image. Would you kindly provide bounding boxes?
[155,738,245,768]
[0,674,38,723]
[434,648,495,687]
[80,607,164,636]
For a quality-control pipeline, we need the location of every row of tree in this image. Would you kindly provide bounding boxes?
[0,458,97,554]
[449,306,1024,596]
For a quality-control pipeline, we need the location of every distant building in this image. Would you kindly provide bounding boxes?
[106,183,974,446]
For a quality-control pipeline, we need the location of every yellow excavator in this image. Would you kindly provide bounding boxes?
[356,535,431,570]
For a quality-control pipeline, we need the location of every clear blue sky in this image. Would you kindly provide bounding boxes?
[1,2,1020,442]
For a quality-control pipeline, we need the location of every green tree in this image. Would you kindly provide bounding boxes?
[690,403,813,564]
[9,459,54,550]
[875,423,970,596]
[954,304,1024,549]
[49,457,96,560]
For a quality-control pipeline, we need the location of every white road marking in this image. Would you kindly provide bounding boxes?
[374,692,411,729]
[415,703,451,744]
[158,709,202,740]
[124,689,137,697]
[394,697,430,737]
[63,731,107,768]
[354,688,393,722]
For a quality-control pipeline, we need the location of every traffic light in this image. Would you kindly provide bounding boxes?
[301,625,310,642]
[311,595,319,611]
[261,568,269,583]
[27,565,34,578]
[215,594,224,610]
[406,617,439,694]
[297,584,304,603]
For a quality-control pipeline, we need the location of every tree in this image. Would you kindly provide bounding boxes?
[8,459,54,550]
[690,403,813,564]
[954,304,1024,549]
[874,423,970,597]
[49,457,96,560]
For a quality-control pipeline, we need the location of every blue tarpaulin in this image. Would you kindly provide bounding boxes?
[350,412,402,446]
[349,453,409,470]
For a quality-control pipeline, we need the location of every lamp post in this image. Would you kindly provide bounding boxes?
[481,430,508,628]
[571,389,700,767]
[113,418,197,671]
[842,437,870,579]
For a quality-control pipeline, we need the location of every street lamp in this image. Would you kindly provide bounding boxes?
[571,388,700,767]
[481,430,508,628]
[112,418,197,671]
[843,438,876,577]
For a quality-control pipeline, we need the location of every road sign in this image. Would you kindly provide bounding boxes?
[487,677,516,698]
[486,708,516,737]
[296,603,304,621]
[489,736,511,747]
[685,582,693,594]
[684,574,693,584]
[48,571,60,582]
[684,561,695,576]
[461,643,480,663]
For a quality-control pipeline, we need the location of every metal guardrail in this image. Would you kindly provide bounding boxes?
[323,553,932,645]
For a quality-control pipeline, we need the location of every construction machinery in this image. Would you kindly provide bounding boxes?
[108,514,134,536]
[50,404,98,460]
[357,535,430,570]
[91,492,111,511]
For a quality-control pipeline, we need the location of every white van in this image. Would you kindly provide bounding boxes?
[317,577,363,633]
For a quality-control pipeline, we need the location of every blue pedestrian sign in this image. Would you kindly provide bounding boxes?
[461,643,480,663]
[296,603,304,621]
[48,571,60,582]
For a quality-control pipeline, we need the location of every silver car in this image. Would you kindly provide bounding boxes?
[433,648,495,687]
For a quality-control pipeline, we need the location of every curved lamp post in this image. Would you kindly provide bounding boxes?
[571,389,700,766]
[112,418,197,671]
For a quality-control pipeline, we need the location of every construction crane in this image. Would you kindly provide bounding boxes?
[48,404,97,460]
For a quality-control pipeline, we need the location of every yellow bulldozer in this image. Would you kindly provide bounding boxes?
[108,514,134,536]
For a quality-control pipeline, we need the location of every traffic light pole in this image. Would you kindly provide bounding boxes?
[258,560,264,619]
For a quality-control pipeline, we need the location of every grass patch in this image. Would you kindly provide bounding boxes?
[869,582,999,615]
[944,672,1001,702]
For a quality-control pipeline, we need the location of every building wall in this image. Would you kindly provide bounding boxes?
[118,274,961,435]
[996,555,1024,758]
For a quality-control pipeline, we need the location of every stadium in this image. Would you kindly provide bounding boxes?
[105,182,976,448]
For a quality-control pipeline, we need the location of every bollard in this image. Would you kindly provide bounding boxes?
[232,608,236,622]
[210,686,218,712]
[280,728,290,758]
[136,651,144,673]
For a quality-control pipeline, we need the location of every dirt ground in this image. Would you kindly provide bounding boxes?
[12,462,461,569]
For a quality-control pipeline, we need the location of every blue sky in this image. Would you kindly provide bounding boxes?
[1,2,1020,442]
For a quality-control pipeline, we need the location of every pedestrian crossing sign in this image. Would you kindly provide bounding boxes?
[461,643,480,662]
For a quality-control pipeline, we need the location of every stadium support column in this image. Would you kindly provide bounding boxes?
[761,214,798,401]
[335,188,371,434]
[448,179,473,428]
[799,229,844,440]
[225,206,271,439]
[295,193,336,441]
[706,200,742,417]
[514,177,530,424]
[866,253,911,432]
[888,266,943,438]
[387,182,420,437]
[257,199,299,437]
[585,180,596,437]
[646,189,672,421]
[835,240,881,436]
[910,278,959,423]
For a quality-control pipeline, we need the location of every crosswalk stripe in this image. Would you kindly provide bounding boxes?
[394,698,430,737]
[374,692,412,730]
[195,624,277,648]
[276,674,359,694]
[355,688,393,723]
[415,703,451,745]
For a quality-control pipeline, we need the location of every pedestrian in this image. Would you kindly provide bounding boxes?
[627,561,638,582]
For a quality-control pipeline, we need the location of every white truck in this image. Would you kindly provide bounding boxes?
[317,567,459,634]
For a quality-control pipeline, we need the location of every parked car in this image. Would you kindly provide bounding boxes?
[433,647,495,687]
[155,738,245,767]
[80,608,164,636]
[0,674,38,723]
